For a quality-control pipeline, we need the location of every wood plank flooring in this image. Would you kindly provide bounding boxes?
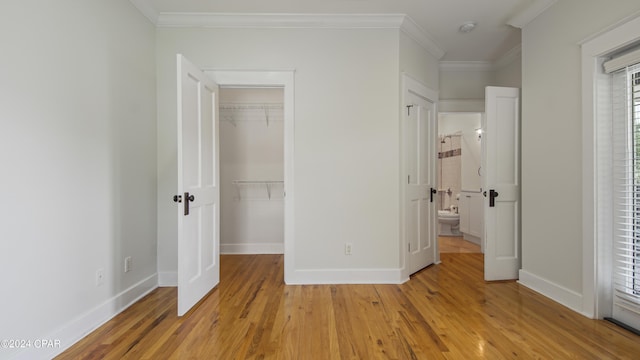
[438,236,481,253]
[57,254,640,359]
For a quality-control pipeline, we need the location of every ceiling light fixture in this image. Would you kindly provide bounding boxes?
[459,21,477,33]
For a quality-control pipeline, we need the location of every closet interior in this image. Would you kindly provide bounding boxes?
[219,87,285,254]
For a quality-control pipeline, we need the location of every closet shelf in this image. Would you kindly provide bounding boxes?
[231,180,284,200]
[220,102,284,127]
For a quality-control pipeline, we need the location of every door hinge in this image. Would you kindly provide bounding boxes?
[408,175,410,184]
[408,243,411,252]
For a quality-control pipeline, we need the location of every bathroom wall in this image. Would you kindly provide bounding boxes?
[437,133,461,211]
[438,113,483,210]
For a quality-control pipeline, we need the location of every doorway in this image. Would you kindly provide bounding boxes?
[206,70,295,283]
[219,87,285,256]
[437,112,484,255]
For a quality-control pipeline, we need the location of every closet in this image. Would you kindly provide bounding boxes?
[219,88,285,254]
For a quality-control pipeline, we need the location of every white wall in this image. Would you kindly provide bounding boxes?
[439,113,482,192]
[437,113,482,210]
[494,54,522,88]
[399,31,440,92]
[521,0,640,309]
[0,0,157,358]
[219,88,284,253]
[439,53,522,113]
[440,68,493,101]
[156,26,414,279]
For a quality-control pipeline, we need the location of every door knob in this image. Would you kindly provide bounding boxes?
[489,189,499,207]
[430,188,437,202]
[184,192,195,216]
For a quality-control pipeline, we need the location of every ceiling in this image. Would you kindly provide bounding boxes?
[134,0,556,62]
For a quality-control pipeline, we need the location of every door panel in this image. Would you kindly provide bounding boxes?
[177,54,220,316]
[484,86,520,281]
[406,91,436,275]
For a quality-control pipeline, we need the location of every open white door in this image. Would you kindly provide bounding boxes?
[484,86,520,281]
[176,54,220,316]
[405,90,437,274]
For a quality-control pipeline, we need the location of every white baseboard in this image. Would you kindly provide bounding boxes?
[518,269,584,314]
[12,274,158,360]
[463,233,481,245]
[220,242,284,254]
[286,268,407,285]
[158,271,178,286]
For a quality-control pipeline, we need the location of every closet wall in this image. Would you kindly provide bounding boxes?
[219,88,285,254]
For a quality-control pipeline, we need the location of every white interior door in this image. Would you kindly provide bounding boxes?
[176,54,220,316]
[484,86,520,281]
[405,91,437,274]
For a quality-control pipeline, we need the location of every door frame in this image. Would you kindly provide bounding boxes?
[400,73,439,280]
[205,69,295,283]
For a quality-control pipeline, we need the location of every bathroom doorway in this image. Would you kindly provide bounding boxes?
[437,112,484,254]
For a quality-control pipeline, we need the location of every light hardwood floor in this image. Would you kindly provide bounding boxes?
[57,254,640,359]
[438,236,481,253]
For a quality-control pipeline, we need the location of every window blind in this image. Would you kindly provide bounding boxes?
[612,62,640,332]
[604,47,640,74]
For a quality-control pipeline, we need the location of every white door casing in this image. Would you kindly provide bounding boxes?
[205,70,295,284]
[404,76,437,275]
[484,86,520,281]
[177,54,220,316]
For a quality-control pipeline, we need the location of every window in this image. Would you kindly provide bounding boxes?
[611,61,640,332]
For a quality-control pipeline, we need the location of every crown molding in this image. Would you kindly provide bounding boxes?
[493,44,522,69]
[439,61,494,72]
[128,0,159,25]
[156,12,404,29]
[153,12,444,59]
[439,44,521,71]
[400,16,446,60]
[507,0,558,28]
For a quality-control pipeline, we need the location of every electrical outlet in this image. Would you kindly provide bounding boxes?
[96,268,104,287]
[345,243,353,255]
[124,256,132,273]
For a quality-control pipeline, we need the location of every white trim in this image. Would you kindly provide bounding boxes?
[439,45,521,72]
[494,45,522,70]
[439,61,493,72]
[519,270,585,315]
[205,69,296,285]
[581,13,640,319]
[11,274,158,360]
[221,243,284,254]
[158,271,178,286]
[155,12,445,60]
[579,9,640,46]
[400,16,446,59]
[286,268,407,285]
[128,0,159,24]
[400,73,439,280]
[507,0,558,29]
[158,12,404,29]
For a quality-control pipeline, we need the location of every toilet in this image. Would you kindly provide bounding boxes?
[438,210,461,236]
